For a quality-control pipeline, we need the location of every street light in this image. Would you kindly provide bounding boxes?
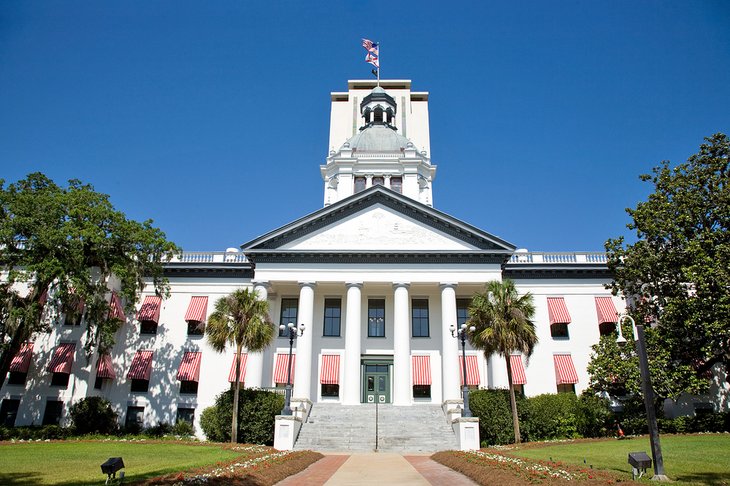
[450,323,476,417]
[616,313,669,481]
[279,322,305,416]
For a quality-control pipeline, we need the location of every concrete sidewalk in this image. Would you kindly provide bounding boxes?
[276,453,478,486]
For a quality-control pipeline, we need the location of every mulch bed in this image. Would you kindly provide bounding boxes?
[432,450,641,485]
[136,445,323,486]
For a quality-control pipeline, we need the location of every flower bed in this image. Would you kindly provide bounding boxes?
[432,450,640,485]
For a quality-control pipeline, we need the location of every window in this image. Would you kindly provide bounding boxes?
[42,400,63,426]
[131,379,149,393]
[321,384,339,397]
[94,376,105,390]
[140,320,158,335]
[177,407,195,425]
[372,176,384,186]
[64,312,83,326]
[125,406,144,430]
[368,299,385,337]
[551,323,569,338]
[50,372,70,388]
[598,322,615,336]
[354,177,366,193]
[413,385,431,398]
[390,177,402,194]
[456,299,470,327]
[180,380,199,395]
[557,383,576,394]
[374,108,383,123]
[323,298,341,337]
[512,384,525,397]
[7,371,27,386]
[0,399,20,427]
[187,321,204,336]
[411,299,429,337]
[279,298,298,337]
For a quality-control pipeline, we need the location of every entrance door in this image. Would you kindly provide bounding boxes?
[364,364,390,403]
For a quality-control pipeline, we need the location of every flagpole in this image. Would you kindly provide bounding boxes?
[377,41,380,86]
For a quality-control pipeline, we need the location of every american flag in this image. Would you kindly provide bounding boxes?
[365,52,379,68]
[362,38,378,55]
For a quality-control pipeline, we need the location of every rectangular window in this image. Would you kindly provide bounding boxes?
[323,298,342,337]
[279,298,298,337]
[368,299,385,337]
[551,323,569,339]
[557,383,576,394]
[180,380,199,395]
[94,376,104,390]
[372,176,384,186]
[140,321,158,335]
[456,298,470,327]
[413,385,431,398]
[7,371,27,386]
[64,313,83,326]
[0,399,20,427]
[321,384,339,397]
[411,299,430,337]
[125,406,145,429]
[512,384,525,397]
[42,400,63,426]
[598,322,615,336]
[354,176,366,193]
[390,177,402,194]
[50,372,70,388]
[177,407,195,425]
[187,321,205,336]
[131,379,150,393]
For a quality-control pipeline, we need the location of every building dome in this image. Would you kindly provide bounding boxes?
[344,124,413,152]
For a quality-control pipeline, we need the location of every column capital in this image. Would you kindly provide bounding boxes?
[252,280,271,289]
[345,281,363,289]
[439,282,458,291]
[393,282,410,290]
[298,281,316,289]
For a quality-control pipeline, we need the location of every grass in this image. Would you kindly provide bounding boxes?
[509,434,730,485]
[0,440,242,485]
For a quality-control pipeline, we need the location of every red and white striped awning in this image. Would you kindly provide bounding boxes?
[96,353,116,379]
[10,342,34,373]
[553,354,579,385]
[177,351,202,382]
[595,297,618,324]
[510,354,527,385]
[137,296,162,323]
[273,354,295,384]
[459,355,480,386]
[412,355,432,386]
[109,292,125,321]
[228,353,248,383]
[547,297,571,325]
[47,343,75,374]
[127,350,154,380]
[320,355,340,385]
[184,296,208,323]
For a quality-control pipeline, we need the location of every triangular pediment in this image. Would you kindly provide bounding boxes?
[243,186,515,256]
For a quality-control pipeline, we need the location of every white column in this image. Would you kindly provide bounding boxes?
[393,282,411,406]
[293,282,315,400]
[247,281,269,389]
[440,283,460,401]
[343,282,363,405]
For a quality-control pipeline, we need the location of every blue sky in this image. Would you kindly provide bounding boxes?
[1,1,729,252]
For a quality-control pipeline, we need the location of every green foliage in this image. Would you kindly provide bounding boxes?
[527,393,580,440]
[0,173,180,384]
[469,389,530,445]
[199,388,284,445]
[144,422,174,437]
[0,425,73,441]
[604,133,730,399]
[172,419,195,436]
[69,397,117,435]
[575,393,614,438]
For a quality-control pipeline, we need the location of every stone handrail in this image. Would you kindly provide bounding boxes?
[169,251,248,264]
[508,252,607,264]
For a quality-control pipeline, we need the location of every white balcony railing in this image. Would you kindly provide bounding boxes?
[169,251,248,264]
[508,252,607,264]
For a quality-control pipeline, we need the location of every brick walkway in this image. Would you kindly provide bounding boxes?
[275,453,478,486]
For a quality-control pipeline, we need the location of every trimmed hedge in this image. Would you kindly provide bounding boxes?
[469,389,530,445]
[69,397,118,435]
[200,388,284,444]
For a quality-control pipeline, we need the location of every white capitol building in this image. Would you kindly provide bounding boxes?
[5,77,682,449]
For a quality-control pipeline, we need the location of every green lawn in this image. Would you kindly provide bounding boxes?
[0,441,241,485]
[509,434,730,485]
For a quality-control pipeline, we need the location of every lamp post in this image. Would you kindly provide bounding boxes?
[616,313,668,481]
[280,322,305,416]
[450,323,476,417]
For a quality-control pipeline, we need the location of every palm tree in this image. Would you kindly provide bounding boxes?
[468,279,537,444]
[207,288,275,443]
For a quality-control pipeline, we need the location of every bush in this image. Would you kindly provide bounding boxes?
[575,393,614,438]
[469,389,529,445]
[526,393,580,440]
[172,420,195,436]
[144,422,173,437]
[200,388,284,444]
[69,397,118,435]
[0,425,73,440]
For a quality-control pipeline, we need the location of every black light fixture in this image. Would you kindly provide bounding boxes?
[280,322,305,416]
[450,322,476,417]
[100,457,124,484]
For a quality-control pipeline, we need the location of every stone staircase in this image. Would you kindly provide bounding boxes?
[294,403,459,453]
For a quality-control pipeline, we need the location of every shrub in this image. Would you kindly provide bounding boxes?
[575,393,614,438]
[526,393,580,440]
[144,422,173,437]
[469,389,529,445]
[200,388,284,444]
[69,397,118,435]
[0,425,73,440]
[172,420,195,436]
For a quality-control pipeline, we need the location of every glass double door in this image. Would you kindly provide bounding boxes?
[363,363,391,403]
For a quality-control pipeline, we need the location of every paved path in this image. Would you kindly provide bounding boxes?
[276,453,478,486]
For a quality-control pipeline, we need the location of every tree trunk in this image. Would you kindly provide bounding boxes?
[231,346,242,443]
[505,355,521,444]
